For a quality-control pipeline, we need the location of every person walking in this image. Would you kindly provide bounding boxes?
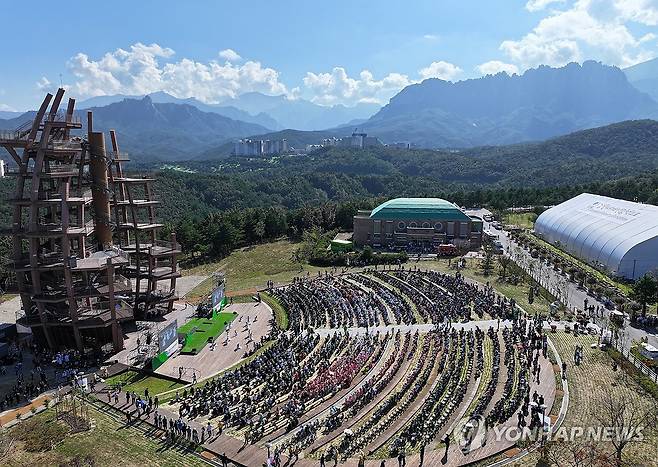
[397,447,406,467]
[419,442,426,466]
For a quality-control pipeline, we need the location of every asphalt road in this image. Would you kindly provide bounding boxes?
[484,218,658,351]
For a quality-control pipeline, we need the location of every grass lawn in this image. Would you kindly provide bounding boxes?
[178,312,236,354]
[549,332,658,466]
[183,240,325,302]
[2,406,208,467]
[0,293,17,304]
[105,370,184,396]
[503,212,537,229]
[262,292,289,329]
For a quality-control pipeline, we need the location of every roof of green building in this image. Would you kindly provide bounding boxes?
[369,198,470,221]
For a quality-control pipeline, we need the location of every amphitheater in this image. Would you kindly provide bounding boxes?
[165,267,558,466]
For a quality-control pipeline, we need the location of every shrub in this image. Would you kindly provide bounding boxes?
[607,348,658,401]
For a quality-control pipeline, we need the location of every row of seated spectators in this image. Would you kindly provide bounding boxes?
[391,328,474,455]
[486,322,530,427]
[336,330,439,459]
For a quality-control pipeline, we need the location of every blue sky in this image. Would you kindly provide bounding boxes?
[1,0,657,110]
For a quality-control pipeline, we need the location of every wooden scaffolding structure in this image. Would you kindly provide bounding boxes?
[0,89,181,353]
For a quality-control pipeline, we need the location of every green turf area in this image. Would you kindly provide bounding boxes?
[183,240,324,301]
[178,312,236,354]
[105,370,184,396]
[2,405,208,467]
[0,293,17,304]
[261,292,289,329]
[502,212,537,229]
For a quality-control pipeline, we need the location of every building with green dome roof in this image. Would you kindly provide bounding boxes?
[353,198,483,250]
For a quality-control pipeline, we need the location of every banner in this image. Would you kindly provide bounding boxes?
[210,282,226,311]
[158,320,178,355]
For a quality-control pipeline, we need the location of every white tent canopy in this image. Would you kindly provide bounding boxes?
[535,193,658,280]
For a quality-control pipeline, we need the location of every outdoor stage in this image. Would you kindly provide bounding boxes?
[155,301,273,381]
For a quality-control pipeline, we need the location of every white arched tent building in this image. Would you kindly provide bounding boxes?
[534,193,658,280]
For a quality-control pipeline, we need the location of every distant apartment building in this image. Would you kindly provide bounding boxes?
[338,132,383,149]
[233,138,288,156]
[321,137,341,147]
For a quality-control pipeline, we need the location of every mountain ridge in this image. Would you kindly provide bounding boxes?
[0,96,269,161]
[358,61,658,147]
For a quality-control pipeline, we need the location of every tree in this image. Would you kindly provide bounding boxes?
[209,218,243,258]
[176,218,203,257]
[264,207,288,240]
[481,248,494,276]
[542,440,614,467]
[498,255,512,281]
[629,274,657,317]
[335,202,358,230]
[591,384,658,467]
[361,246,374,264]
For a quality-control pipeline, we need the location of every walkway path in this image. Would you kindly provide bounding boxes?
[314,319,512,338]
[491,223,658,352]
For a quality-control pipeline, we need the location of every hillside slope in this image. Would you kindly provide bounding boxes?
[625,57,658,102]
[0,97,269,161]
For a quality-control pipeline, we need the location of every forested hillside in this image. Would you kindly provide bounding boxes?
[159,119,658,209]
[2,118,658,273]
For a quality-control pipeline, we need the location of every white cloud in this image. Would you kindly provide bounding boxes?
[526,0,566,12]
[639,32,657,43]
[218,48,241,62]
[423,34,439,40]
[36,77,52,90]
[68,42,287,103]
[502,0,658,69]
[0,103,17,112]
[476,61,520,76]
[418,61,463,80]
[302,60,463,106]
[68,43,466,107]
[613,0,658,25]
[302,67,412,105]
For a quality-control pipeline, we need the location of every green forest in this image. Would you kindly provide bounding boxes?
[2,119,658,284]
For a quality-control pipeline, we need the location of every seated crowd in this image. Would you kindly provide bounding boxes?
[156,268,550,464]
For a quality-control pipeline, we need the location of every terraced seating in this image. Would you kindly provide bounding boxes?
[348,273,413,324]
[168,269,553,464]
[486,325,529,427]
[469,327,501,420]
[386,328,474,455]
[331,331,441,458]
